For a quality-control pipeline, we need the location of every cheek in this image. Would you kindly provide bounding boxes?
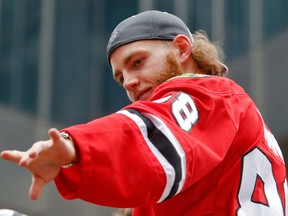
[154,60,182,85]
[154,73,168,85]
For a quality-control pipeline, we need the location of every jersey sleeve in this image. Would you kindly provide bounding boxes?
[54,77,244,207]
[55,112,168,207]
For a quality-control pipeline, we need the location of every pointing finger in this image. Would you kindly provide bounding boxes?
[0,150,24,163]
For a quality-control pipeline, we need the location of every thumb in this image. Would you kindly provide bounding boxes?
[48,128,62,144]
[29,174,46,200]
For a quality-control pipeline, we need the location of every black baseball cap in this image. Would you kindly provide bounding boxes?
[106,10,194,63]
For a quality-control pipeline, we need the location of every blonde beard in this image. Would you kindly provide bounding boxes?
[154,51,183,85]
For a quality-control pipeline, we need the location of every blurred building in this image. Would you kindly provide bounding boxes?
[0,0,287,215]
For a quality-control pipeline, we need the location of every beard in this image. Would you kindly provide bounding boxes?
[154,51,183,86]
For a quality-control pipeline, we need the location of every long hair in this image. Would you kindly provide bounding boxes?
[192,30,227,77]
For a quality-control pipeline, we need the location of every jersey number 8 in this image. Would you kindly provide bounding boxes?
[172,92,198,133]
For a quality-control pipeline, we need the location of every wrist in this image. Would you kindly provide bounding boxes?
[60,132,80,168]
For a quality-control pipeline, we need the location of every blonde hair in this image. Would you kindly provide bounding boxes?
[192,30,227,77]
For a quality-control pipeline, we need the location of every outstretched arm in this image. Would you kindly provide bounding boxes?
[0,128,77,200]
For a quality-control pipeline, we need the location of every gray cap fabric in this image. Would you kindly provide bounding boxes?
[106,10,194,63]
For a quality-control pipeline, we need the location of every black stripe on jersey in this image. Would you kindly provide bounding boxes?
[127,109,182,200]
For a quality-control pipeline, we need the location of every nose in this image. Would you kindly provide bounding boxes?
[123,75,140,91]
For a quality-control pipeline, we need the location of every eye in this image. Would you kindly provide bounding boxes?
[133,58,143,67]
[119,76,124,84]
[116,75,124,85]
[113,72,124,85]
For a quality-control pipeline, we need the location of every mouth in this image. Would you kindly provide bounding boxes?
[135,87,152,101]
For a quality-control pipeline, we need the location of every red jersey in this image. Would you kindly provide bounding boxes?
[55,74,287,216]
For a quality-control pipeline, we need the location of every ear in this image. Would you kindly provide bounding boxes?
[172,34,192,63]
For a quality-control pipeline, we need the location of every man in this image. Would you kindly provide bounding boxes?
[1,10,287,216]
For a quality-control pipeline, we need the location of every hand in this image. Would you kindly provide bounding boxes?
[0,128,77,200]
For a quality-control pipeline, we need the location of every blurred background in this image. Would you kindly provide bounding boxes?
[0,0,287,215]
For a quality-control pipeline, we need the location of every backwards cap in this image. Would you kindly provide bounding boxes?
[106,10,193,63]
